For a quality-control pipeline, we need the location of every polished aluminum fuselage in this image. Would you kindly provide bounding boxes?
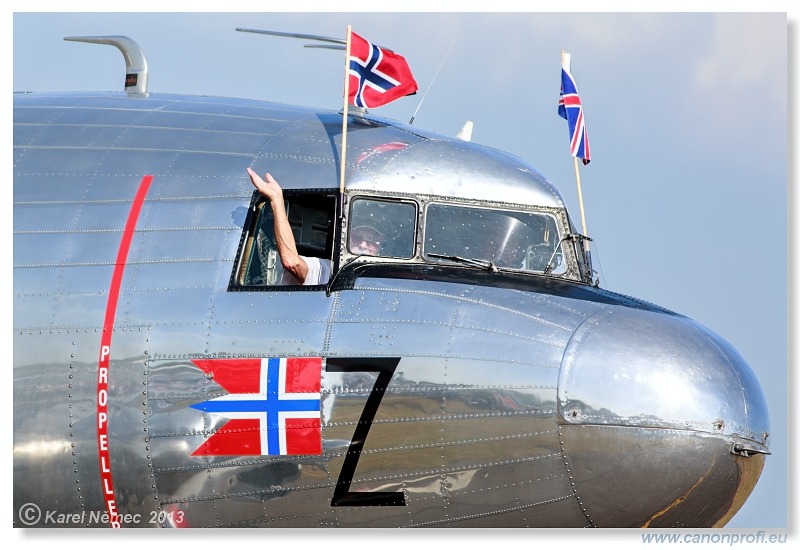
[13,91,769,527]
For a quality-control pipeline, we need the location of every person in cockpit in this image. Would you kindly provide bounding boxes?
[247,168,384,285]
[349,225,384,256]
[247,168,332,285]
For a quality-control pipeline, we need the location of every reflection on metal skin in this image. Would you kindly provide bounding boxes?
[559,306,769,527]
[559,306,769,445]
[560,426,766,527]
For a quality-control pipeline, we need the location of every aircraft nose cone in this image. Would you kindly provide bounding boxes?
[558,307,770,527]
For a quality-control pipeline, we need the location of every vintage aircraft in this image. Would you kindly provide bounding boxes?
[13,34,770,528]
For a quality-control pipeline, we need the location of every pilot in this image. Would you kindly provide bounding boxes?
[474,232,525,269]
[246,168,331,285]
[349,225,384,256]
[488,222,529,269]
[493,244,524,268]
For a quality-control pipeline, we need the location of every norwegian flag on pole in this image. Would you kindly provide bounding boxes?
[348,30,418,109]
[189,357,322,456]
[558,54,591,165]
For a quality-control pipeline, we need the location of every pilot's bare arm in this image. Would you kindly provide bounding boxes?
[246,168,309,283]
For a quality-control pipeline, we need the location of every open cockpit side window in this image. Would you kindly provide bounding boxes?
[231,192,336,289]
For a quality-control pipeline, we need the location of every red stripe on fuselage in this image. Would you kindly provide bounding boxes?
[97,175,153,528]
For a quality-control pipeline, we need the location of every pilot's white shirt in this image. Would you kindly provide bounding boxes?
[281,256,332,285]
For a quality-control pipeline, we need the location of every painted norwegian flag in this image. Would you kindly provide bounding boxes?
[558,56,591,165]
[349,30,418,109]
[189,357,322,456]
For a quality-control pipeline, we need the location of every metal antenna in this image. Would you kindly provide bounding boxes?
[236,28,345,47]
[235,27,393,51]
[409,37,456,125]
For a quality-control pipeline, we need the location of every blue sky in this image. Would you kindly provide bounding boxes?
[5,2,795,538]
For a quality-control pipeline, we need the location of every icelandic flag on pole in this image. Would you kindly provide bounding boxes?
[349,30,418,109]
[558,58,591,165]
[189,357,322,456]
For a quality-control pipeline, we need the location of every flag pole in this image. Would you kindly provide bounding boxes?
[573,156,589,247]
[329,25,352,277]
[340,25,352,198]
[561,49,589,247]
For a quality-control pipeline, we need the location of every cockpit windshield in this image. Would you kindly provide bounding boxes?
[423,203,567,275]
[348,198,417,259]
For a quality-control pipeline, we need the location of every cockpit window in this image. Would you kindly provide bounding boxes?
[348,198,416,259]
[423,203,566,274]
[234,193,336,287]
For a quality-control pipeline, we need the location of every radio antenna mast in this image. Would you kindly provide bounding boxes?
[409,37,456,125]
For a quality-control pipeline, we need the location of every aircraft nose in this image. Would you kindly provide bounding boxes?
[558,307,770,527]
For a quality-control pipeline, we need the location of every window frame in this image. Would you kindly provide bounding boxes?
[421,201,569,275]
[229,190,338,291]
[345,196,419,261]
